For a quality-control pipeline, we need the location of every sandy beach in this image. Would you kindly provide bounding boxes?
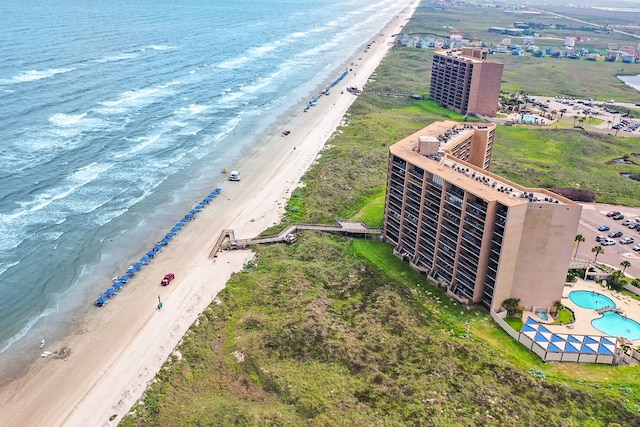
[0,2,418,425]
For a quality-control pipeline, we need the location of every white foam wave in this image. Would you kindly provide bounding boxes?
[114,134,161,159]
[0,260,20,277]
[149,45,175,51]
[217,56,249,69]
[49,113,87,126]
[13,68,75,82]
[184,104,211,115]
[0,306,57,354]
[98,81,180,113]
[91,53,138,63]
[3,162,114,223]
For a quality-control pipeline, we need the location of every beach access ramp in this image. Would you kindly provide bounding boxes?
[210,220,382,258]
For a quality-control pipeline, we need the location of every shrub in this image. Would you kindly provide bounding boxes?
[550,188,597,203]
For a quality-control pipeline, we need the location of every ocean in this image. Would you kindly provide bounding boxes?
[0,0,409,370]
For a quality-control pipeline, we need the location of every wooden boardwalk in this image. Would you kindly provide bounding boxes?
[210,220,382,258]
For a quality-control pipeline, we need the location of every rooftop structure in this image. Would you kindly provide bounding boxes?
[383,121,582,312]
[430,48,504,117]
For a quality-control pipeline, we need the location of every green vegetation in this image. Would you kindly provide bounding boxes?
[121,4,640,427]
[491,127,640,206]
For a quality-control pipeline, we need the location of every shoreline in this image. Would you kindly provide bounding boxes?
[0,2,419,425]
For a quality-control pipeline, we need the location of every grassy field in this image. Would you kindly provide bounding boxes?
[120,4,640,427]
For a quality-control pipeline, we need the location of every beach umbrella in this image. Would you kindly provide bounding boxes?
[200,199,209,205]
[160,238,170,245]
[147,250,157,258]
[120,275,131,283]
[193,206,202,212]
[134,262,144,269]
[127,267,137,275]
[153,245,163,252]
[190,209,199,214]
[112,281,125,289]
[140,256,151,263]
[105,288,117,297]
[171,227,181,233]
[165,232,175,239]
[94,296,109,307]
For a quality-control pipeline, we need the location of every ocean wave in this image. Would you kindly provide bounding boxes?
[0,260,20,277]
[97,81,181,113]
[0,305,57,354]
[91,52,138,63]
[114,134,161,159]
[49,113,88,127]
[149,45,175,51]
[12,68,75,82]
[3,162,114,223]
[217,56,250,69]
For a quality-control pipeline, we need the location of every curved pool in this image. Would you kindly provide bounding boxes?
[592,312,640,341]
[569,290,615,310]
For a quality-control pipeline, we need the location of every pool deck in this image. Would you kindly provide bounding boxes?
[523,279,640,343]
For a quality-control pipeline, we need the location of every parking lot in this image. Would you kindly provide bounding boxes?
[575,203,640,279]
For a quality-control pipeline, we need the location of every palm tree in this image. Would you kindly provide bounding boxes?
[574,234,585,258]
[503,298,521,317]
[592,245,604,263]
[621,260,631,274]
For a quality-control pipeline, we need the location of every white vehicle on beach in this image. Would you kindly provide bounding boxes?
[229,171,240,181]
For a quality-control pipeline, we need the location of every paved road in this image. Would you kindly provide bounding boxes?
[575,203,640,279]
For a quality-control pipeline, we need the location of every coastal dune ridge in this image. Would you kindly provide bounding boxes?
[0,1,418,425]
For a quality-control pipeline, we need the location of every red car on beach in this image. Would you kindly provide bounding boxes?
[161,273,175,286]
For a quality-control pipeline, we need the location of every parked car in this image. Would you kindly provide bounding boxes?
[627,221,638,229]
[607,211,621,217]
[633,244,640,251]
[598,225,610,231]
[161,273,175,286]
[609,231,623,238]
[613,214,625,220]
[621,237,635,245]
[601,239,616,246]
[596,235,608,242]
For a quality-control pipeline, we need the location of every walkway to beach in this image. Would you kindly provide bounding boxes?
[210,220,382,257]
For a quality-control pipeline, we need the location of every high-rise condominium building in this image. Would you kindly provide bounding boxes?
[383,121,582,312]
[430,47,504,117]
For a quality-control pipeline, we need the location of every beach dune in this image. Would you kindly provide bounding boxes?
[0,2,418,425]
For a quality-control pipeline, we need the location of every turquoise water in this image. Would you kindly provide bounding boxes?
[569,290,616,310]
[592,311,640,340]
[522,115,537,123]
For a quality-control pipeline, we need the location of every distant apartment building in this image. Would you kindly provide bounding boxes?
[430,48,504,117]
[383,121,582,312]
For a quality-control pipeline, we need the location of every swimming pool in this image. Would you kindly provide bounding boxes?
[521,115,537,123]
[569,290,616,310]
[592,311,640,340]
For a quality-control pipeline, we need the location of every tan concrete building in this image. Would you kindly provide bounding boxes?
[430,47,504,117]
[383,121,582,311]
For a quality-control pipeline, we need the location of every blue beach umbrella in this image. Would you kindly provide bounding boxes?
[140,256,151,263]
[105,288,117,297]
[134,262,144,269]
[190,209,199,214]
[112,281,125,289]
[160,238,170,245]
[153,245,163,252]
[94,296,109,307]
[147,250,157,258]
[171,227,181,233]
[127,267,137,275]
[120,275,131,283]
[165,232,175,239]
